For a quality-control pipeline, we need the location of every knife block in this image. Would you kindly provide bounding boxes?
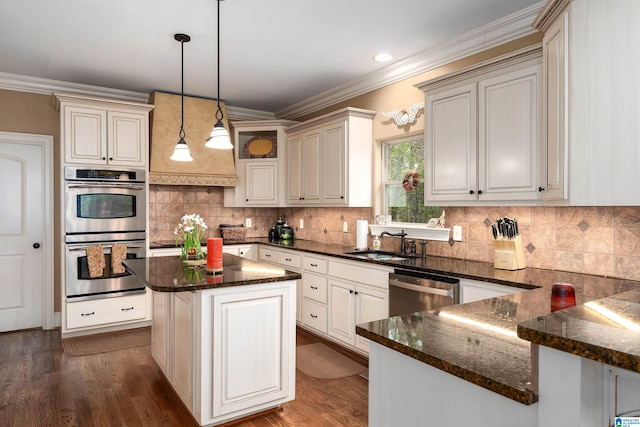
[493,235,526,270]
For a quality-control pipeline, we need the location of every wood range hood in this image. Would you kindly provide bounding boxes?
[148,91,237,186]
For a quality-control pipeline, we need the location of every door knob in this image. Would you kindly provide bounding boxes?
[33,243,40,249]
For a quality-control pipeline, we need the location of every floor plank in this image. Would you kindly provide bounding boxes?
[0,327,368,426]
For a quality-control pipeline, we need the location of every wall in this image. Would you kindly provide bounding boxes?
[0,89,61,312]
[148,187,640,281]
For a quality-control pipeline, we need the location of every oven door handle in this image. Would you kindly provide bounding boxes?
[389,278,453,297]
[66,183,145,191]
[68,243,146,251]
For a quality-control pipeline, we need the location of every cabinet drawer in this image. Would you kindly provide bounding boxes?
[328,260,391,289]
[67,293,147,329]
[277,251,301,269]
[303,256,327,274]
[259,247,278,263]
[301,298,327,334]
[302,272,328,304]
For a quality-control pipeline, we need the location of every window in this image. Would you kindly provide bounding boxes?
[382,137,442,223]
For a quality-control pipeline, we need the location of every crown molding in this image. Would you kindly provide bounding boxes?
[225,105,275,121]
[276,1,545,120]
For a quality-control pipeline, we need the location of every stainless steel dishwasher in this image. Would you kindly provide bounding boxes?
[388,269,460,316]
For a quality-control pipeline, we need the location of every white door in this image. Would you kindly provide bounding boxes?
[0,132,53,332]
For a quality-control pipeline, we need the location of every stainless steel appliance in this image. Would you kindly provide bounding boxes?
[64,166,146,243]
[65,240,146,300]
[388,269,459,316]
[64,166,147,300]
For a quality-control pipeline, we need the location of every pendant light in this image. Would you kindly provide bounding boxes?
[205,0,233,150]
[170,33,193,162]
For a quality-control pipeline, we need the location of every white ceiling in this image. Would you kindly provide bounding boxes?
[0,0,542,116]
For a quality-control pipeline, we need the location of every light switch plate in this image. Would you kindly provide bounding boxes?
[246,218,252,228]
[343,221,348,232]
[453,225,462,241]
[299,219,304,229]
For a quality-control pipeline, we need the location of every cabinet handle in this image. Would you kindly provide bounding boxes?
[81,312,95,317]
[538,186,545,192]
[310,286,318,290]
[285,258,292,261]
[265,254,271,257]
[478,190,483,195]
[354,291,359,295]
[310,314,318,319]
[310,263,318,267]
[121,307,134,311]
[469,190,475,195]
[349,289,354,294]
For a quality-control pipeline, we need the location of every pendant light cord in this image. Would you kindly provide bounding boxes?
[180,37,186,139]
[215,0,224,122]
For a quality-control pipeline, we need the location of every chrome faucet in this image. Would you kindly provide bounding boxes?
[380,230,408,254]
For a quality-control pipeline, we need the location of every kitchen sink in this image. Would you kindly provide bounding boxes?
[344,250,416,261]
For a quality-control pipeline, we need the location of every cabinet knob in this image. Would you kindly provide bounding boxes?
[478,190,483,195]
[101,157,106,160]
[33,242,40,249]
[354,291,359,295]
[246,199,249,202]
[340,195,344,199]
[469,190,475,195]
[538,186,545,192]
[109,157,113,161]
[349,289,354,294]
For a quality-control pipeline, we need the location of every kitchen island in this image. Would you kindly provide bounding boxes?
[124,254,301,427]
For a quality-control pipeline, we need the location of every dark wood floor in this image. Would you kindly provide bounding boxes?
[0,327,368,426]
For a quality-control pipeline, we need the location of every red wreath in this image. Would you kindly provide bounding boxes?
[402,172,420,191]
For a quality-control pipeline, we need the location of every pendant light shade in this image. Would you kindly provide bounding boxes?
[171,33,193,162]
[205,0,233,150]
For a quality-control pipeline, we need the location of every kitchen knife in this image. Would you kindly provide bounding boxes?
[492,224,498,240]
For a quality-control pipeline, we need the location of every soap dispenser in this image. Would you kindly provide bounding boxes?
[372,235,381,250]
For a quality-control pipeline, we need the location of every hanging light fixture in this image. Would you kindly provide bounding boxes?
[170,33,193,161]
[205,0,233,150]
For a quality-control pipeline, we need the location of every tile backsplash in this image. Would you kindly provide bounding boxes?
[149,185,640,281]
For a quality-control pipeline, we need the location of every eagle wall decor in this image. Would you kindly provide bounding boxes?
[381,102,425,126]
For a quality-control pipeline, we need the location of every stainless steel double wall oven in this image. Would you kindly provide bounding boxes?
[64,166,147,300]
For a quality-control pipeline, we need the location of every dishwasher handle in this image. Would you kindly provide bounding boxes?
[389,278,454,297]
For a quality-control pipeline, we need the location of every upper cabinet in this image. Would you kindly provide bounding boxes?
[417,46,543,205]
[534,0,640,205]
[53,93,153,167]
[285,107,376,207]
[223,120,298,207]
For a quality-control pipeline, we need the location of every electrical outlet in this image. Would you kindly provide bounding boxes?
[245,218,252,228]
[343,221,348,232]
[299,219,304,229]
[453,225,462,241]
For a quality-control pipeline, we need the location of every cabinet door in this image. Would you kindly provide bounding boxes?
[170,292,194,410]
[286,135,303,204]
[478,65,542,201]
[64,106,107,164]
[425,83,477,202]
[328,280,355,346]
[322,122,346,204]
[301,130,322,203]
[355,285,388,353]
[107,111,147,166]
[541,12,568,201]
[211,286,293,417]
[245,161,277,204]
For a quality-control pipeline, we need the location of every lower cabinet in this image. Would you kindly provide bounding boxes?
[459,278,522,303]
[151,281,296,426]
[65,292,148,332]
[222,244,257,261]
[328,279,388,353]
[259,246,302,323]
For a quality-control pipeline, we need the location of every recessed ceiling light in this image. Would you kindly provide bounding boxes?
[373,53,393,62]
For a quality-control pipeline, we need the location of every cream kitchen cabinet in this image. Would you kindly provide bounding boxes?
[327,259,391,354]
[259,246,302,323]
[53,92,152,167]
[285,107,375,207]
[418,47,543,205]
[300,255,329,334]
[224,120,297,207]
[534,0,640,205]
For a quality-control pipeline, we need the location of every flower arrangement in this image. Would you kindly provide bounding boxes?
[174,214,208,260]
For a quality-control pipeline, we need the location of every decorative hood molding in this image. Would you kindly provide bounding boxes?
[148,91,237,186]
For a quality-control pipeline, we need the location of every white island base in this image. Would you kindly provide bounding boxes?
[151,280,297,427]
[368,341,538,427]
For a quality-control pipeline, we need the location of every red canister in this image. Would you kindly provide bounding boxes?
[550,282,576,312]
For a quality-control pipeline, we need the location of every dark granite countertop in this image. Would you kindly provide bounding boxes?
[124,253,301,292]
[150,238,640,403]
[517,288,640,374]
